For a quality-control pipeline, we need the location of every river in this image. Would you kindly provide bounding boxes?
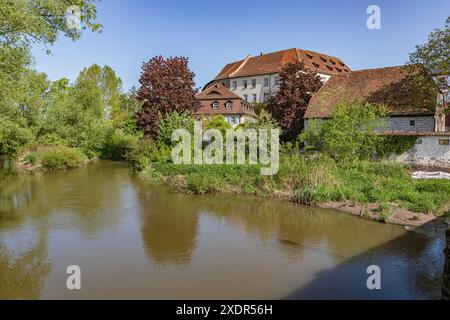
[0,160,445,299]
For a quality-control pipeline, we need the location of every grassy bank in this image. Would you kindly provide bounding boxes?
[140,153,450,220]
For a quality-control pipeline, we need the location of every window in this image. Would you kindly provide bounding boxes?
[232,81,237,90]
[410,120,415,126]
[252,94,257,102]
[225,101,233,110]
[274,76,280,86]
[329,60,336,65]
[251,79,256,88]
[243,94,248,101]
[320,56,327,63]
[312,62,320,68]
[211,101,219,110]
[439,139,449,146]
[226,116,231,123]
[306,53,314,59]
[263,92,270,102]
[243,80,248,89]
[264,78,269,87]
[233,116,239,124]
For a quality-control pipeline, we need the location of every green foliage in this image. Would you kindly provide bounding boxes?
[299,103,388,162]
[376,135,418,158]
[39,146,86,170]
[101,129,138,160]
[156,111,194,146]
[126,138,171,170]
[376,203,391,223]
[0,116,33,154]
[409,16,449,92]
[238,110,279,131]
[204,115,232,136]
[0,0,101,48]
[140,153,450,216]
[252,102,267,115]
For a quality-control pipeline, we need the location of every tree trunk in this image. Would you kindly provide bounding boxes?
[443,228,450,300]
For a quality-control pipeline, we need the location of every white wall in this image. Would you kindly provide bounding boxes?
[396,136,450,168]
[225,73,330,103]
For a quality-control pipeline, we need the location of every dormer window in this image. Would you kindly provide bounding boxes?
[306,53,314,59]
[211,101,219,110]
[225,101,233,110]
[320,56,327,63]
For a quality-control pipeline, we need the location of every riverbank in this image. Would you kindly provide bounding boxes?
[139,154,450,228]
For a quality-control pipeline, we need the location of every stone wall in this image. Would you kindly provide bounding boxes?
[443,228,450,300]
[396,135,450,168]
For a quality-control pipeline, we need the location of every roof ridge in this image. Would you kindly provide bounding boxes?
[229,55,251,77]
[339,64,413,75]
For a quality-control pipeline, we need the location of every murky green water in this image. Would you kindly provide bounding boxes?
[0,160,445,299]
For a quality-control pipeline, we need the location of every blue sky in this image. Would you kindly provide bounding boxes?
[32,0,450,91]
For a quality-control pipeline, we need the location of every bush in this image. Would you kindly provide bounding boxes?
[127,138,171,170]
[39,146,86,170]
[299,103,388,162]
[101,129,139,160]
[156,111,194,146]
[204,115,231,136]
[0,117,33,154]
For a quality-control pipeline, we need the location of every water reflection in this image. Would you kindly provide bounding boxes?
[0,161,445,299]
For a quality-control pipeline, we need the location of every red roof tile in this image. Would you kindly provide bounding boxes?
[214,48,351,80]
[305,65,441,119]
[195,84,256,116]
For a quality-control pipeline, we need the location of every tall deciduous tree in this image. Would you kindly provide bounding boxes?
[0,0,102,47]
[409,16,449,93]
[74,64,123,118]
[136,55,200,137]
[266,61,322,142]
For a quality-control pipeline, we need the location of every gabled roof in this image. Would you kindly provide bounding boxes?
[305,65,441,119]
[195,84,256,116]
[195,83,242,100]
[214,48,351,80]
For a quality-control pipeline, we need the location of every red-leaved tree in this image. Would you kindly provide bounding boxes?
[136,56,200,136]
[267,61,323,141]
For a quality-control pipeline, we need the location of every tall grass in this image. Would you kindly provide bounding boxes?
[140,153,450,215]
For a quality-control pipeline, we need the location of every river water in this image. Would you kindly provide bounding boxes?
[0,160,445,299]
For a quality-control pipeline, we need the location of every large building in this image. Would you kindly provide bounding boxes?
[194,84,256,128]
[206,48,351,103]
[304,65,446,132]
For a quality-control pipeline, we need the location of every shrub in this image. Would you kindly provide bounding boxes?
[39,146,86,170]
[101,129,139,160]
[127,138,171,170]
[0,117,33,154]
[156,111,194,146]
[299,103,388,162]
[204,115,231,136]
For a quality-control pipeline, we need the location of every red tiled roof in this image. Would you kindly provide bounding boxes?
[195,84,256,116]
[214,48,351,80]
[305,65,440,119]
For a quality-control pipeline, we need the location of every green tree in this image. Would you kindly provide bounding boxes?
[299,103,388,161]
[409,16,449,94]
[204,115,232,137]
[0,0,101,47]
[74,64,123,119]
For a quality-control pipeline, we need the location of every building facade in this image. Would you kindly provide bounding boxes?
[206,48,351,103]
[304,65,446,132]
[194,84,256,128]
